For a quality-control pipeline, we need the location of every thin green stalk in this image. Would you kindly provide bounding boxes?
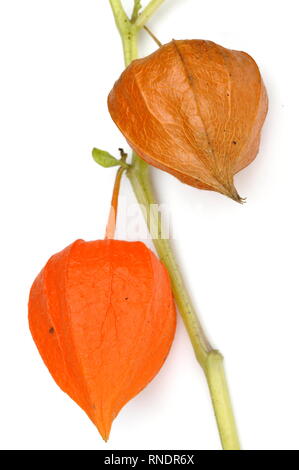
[127,155,211,367]
[127,156,240,450]
[131,0,142,23]
[108,0,240,450]
[134,0,166,29]
[109,0,138,65]
[206,352,240,450]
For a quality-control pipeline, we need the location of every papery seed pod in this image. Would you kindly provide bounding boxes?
[108,40,268,202]
[28,239,176,440]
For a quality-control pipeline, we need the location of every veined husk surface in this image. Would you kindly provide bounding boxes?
[108,40,268,202]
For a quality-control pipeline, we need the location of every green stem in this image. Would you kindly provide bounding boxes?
[205,352,240,450]
[108,0,240,451]
[128,155,240,450]
[127,155,211,367]
[109,0,138,65]
[134,0,166,29]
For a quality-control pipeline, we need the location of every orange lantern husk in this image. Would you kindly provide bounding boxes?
[28,239,176,440]
[108,40,268,202]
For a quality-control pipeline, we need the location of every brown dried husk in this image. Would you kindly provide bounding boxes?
[108,40,268,202]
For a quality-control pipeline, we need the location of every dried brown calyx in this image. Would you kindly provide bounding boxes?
[108,40,268,202]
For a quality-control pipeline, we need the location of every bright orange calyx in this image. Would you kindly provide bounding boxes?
[28,239,176,440]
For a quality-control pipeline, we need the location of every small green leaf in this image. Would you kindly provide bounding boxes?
[92,148,122,168]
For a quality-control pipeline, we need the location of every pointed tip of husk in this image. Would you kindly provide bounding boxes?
[95,417,112,442]
[221,182,246,204]
[230,191,247,204]
[97,425,111,442]
[98,429,110,442]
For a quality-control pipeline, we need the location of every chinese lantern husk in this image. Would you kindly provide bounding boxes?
[28,239,176,440]
[108,40,268,202]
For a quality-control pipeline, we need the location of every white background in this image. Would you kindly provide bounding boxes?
[0,0,298,450]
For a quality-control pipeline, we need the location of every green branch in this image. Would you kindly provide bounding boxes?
[131,0,142,23]
[109,0,129,32]
[107,0,240,451]
[109,0,137,65]
[135,0,165,29]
